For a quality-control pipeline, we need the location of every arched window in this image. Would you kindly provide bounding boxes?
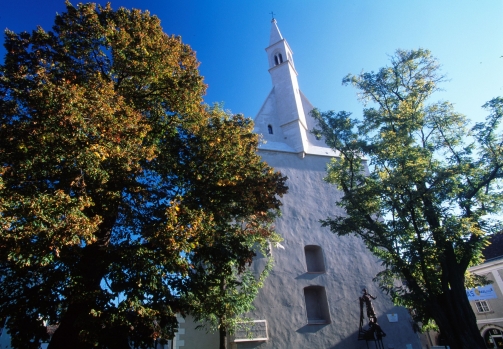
[304,286,331,324]
[273,53,283,66]
[267,125,273,134]
[304,245,325,273]
[484,328,503,348]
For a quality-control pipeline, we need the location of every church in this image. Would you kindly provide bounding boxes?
[176,19,422,349]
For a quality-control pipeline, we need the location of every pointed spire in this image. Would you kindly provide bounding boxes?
[255,17,336,157]
[269,19,283,46]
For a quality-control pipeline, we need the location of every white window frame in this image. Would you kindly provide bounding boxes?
[475,300,490,313]
[233,320,268,342]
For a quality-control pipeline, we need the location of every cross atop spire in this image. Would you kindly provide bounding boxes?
[269,11,276,20]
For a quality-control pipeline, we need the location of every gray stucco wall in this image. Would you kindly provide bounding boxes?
[177,316,219,349]
[179,150,422,349]
[234,150,421,349]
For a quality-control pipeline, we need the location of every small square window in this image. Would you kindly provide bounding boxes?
[475,300,490,313]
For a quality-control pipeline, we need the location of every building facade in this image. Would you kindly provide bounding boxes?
[178,19,422,349]
[468,234,503,349]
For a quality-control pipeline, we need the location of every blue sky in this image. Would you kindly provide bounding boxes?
[2,0,502,124]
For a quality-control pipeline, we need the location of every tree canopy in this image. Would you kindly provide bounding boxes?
[0,3,287,349]
[312,49,503,349]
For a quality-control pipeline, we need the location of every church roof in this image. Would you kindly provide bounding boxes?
[483,233,503,261]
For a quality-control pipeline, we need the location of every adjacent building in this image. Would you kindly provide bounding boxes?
[468,233,503,349]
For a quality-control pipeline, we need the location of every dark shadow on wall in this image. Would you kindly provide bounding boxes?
[296,323,330,334]
[234,341,268,349]
[328,312,418,349]
[328,329,369,349]
[295,272,324,280]
[296,325,372,349]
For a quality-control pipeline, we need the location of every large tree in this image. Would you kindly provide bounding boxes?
[0,3,287,349]
[312,49,503,349]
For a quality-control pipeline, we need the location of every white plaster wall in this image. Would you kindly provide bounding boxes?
[300,91,329,147]
[237,151,422,349]
[254,89,286,145]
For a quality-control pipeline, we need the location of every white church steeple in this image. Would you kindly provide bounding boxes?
[254,19,336,157]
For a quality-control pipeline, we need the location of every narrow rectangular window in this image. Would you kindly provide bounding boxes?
[304,245,325,273]
[304,286,331,324]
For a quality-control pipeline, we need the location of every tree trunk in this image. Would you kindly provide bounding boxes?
[428,279,486,349]
[418,196,486,349]
[47,302,90,349]
[219,326,227,349]
[48,242,110,349]
[218,277,227,349]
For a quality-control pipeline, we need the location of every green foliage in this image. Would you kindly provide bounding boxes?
[0,3,287,349]
[186,217,281,336]
[177,106,284,349]
[312,49,502,348]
